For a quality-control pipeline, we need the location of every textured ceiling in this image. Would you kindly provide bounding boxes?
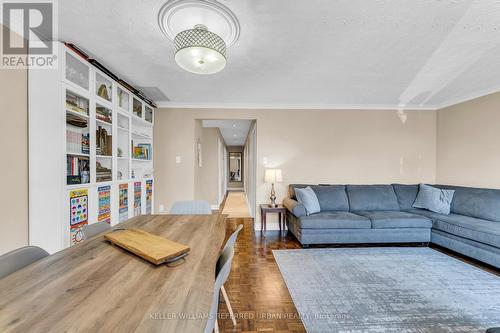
[59,0,500,109]
[202,119,252,146]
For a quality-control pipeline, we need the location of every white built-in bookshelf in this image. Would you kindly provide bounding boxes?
[29,43,155,253]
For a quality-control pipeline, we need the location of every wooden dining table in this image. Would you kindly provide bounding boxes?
[0,214,226,333]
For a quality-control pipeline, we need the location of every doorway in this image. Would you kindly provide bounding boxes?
[197,119,256,217]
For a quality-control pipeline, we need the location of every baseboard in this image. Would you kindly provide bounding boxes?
[253,221,282,231]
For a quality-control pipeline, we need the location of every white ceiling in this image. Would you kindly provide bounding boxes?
[202,119,252,146]
[59,0,500,109]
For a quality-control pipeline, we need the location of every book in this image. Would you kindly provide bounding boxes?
[132,143,152,160]
[66,91,88,115]
[66,155,90,184]
[96,106,112,123]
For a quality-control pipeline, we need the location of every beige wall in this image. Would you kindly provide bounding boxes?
[0,26,29,254]
[194,122,222,206]
[243,121,257,217]
[437,92,500,189]
[154,109,437,226]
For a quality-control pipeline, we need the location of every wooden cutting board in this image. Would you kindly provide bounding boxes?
[105,228,190,265]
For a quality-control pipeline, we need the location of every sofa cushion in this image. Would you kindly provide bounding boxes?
[310,185,349,211]
[435,185,500,222]
[288,184,311,200]
[295,186,321,215]
[356,211,432,229]
[434,216,500,248]
[346,185,400,211]
[297,211,370,229]
[408,208,500,248]
[412,184,454,215]
[392,184,419,210]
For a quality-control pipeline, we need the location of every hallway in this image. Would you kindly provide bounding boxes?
[222,191,251,218]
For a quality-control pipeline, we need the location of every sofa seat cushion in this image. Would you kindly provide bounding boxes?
[346,185,400,211]
[408,209,500,248]
[406,208,446,221]
[298,211,370,229]
[355,211,432,229]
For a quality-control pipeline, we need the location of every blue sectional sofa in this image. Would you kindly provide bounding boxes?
[284,184,500,269]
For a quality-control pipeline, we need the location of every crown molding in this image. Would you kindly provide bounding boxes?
[434,86,500,110]
[156,85,500,111]
[155,102,438,111]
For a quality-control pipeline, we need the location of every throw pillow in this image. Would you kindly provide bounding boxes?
[412,184,455,215]
[294,186,321,215]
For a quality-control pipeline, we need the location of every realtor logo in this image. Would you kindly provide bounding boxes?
[1,0,58,69]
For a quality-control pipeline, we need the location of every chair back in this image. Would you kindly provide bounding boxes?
[0,246,49,279]
[204,246,235,333]
[203,225,243,332]
[170,200,212,215]
[222,224,243,252]
[82,222,111,240]
[216,225,243,276]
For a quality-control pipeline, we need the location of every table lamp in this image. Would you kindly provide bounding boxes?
[265,169,283,208]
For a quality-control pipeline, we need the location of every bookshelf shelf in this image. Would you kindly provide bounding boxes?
[132,132,151,139]
[67,152,90,157]
[66,109,89,119]
[29,42,156,253]
[132,115,153,127]
[96,119,112,126]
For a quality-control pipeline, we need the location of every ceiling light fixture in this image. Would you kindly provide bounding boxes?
[174,24,226,74]
[158,0,240,75]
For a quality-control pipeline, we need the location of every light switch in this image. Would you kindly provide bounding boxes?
[176,156,181,163]
[159,204,165,213]
[263,156,268,165]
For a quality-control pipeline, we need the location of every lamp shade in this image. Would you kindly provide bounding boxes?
[265,169,283,183]
[174,25,227,75]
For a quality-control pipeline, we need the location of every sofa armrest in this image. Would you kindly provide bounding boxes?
[283,197,307,217]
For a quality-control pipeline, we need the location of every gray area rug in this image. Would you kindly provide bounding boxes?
[273,247,500,333]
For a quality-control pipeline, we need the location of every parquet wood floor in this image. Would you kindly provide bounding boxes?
[218,217,306,333]
[217,206,498,333]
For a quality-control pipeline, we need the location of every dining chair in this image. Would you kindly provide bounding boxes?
[204,246,235,333]
[170,200,212,215]
[216,224,243,328]
[220,224,243,256]
[82,222,111,240]
[0,246,49,279]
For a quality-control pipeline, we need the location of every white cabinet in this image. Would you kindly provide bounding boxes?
[29,43,155,253]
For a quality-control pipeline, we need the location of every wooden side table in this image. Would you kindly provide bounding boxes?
[260,204,287,233]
